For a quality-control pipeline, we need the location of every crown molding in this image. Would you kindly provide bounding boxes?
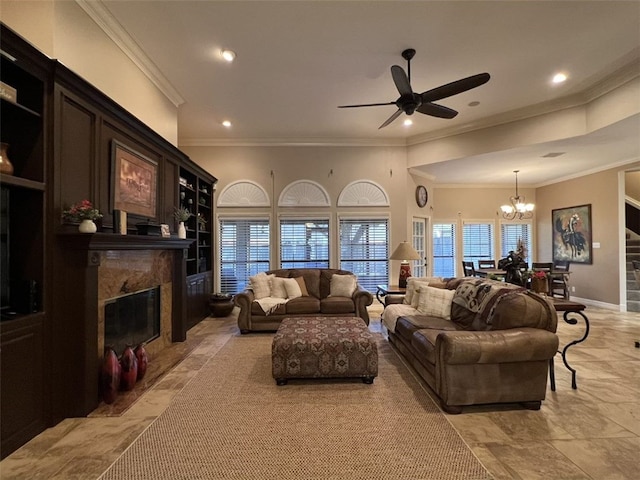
[408,168,435,181]
[178,137,408,148]
[75,0,185,107]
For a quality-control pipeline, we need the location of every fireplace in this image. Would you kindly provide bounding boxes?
[104,286,160,355]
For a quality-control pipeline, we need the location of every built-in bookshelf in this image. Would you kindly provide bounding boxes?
[0,24,49,460]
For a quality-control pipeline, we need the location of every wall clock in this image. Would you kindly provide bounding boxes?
[415,185,428,208]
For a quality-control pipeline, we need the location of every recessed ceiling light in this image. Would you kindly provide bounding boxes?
[552,72,567,84]
[222,120,232,128]
[221,49,236,62]
[403,119,413,126]
[468,101,480,107]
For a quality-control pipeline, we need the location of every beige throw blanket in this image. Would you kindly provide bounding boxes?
[255,297,288,315]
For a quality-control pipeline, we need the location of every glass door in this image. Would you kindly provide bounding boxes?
[412,217,428,277]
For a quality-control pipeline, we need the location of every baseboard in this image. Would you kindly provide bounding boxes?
[570,296,620,311]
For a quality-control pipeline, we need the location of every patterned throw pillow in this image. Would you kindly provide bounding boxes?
[270,277,288,299]
[416,286,455,320]
[329,274,357,297]
[249,273,274,300]
[283,277,303,299]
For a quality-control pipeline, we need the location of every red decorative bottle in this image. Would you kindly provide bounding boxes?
[101,346,120,404]
[134,343,148,380]
[119,345,138,391]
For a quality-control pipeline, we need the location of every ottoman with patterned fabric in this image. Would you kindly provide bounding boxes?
[272,316,378,385]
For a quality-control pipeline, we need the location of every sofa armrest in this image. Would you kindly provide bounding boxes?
[384,294,405,306]
[234,289,255,332]
[353,286,373,325]
[436,328,559,365]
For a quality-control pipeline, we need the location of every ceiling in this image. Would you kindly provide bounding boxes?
[94,0,640,186]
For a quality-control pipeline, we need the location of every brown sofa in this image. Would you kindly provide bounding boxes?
[383,277,559,413]
[234,268,373,334]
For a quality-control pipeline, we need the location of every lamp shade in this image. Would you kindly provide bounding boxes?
[390,242,421,261]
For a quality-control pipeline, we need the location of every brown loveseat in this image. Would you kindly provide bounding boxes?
[234,268,373,334]
[383,277,559,414]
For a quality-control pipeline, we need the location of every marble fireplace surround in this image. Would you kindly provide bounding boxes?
[98,250,173,360]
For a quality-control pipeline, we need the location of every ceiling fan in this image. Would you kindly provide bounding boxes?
[338,48,490,129]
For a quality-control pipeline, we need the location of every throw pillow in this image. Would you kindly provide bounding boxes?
[283,277,303,299]
[404,277,444,304]
[410,281,430,308]
[249,273,274,300]
[294,276,309,296]
[329,274,357,297]
[416,286,455,320]
[270,277,288,299]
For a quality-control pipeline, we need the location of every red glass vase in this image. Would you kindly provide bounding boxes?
[119,346,138,391]
[101,346,120,404]
[134,343,148,380]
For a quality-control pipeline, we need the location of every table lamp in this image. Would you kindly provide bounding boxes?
[390,241,421,288]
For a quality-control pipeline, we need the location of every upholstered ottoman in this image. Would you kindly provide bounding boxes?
[272,316,378,385]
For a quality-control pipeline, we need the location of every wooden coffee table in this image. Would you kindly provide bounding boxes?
[549,298,590,391]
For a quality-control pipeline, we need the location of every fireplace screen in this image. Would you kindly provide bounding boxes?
[104,286,160,354]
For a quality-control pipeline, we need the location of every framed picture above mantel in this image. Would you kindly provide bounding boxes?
[552,204,592,264]
[110,140,158,220]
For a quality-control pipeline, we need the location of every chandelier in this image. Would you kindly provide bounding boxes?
[500,170,534,220]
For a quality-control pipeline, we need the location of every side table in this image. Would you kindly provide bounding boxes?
[209,294,235,317]
[549,298,590,391]
[375,285,406,307]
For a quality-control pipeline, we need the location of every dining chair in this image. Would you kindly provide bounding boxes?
[478,259,496,269]
[550,260,570,299]
[462,261,476,277]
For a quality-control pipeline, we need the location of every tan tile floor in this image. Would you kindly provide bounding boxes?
[1,303,639,479]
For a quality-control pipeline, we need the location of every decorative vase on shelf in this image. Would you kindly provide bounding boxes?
[178,221,186,239]
[0,142,14,175]
[78,219,97,233]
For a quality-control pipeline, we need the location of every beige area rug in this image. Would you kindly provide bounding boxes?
[99,334,492,480]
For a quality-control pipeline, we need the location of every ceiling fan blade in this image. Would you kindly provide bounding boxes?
[416,102,458,119]
[378,109,403,129]
[391,65,412,96]
[420,72,490,102]
[338,101,396,108]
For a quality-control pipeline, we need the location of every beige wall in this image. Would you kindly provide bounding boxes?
[626,170,640,201]
[536,163,640,305]
[182,145,418,282]
[1,0,179,144]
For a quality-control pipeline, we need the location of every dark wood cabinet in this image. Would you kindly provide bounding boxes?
[0,24,50,460]
[0,22,217,459]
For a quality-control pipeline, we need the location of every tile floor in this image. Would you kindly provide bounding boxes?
[1,303,639,479]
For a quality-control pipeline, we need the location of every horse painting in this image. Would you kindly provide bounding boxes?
[552,205,592,264]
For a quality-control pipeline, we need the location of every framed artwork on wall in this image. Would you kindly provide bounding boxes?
[552,204,592,264]
[111,140,158,219]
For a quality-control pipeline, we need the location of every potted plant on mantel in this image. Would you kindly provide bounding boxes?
[174,207,192,239]
[62,199,103,233]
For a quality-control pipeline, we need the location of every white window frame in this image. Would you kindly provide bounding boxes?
[462,219,495,270]
[499,220,533,266]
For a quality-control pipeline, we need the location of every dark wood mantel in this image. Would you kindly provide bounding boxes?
[58,232,194,251]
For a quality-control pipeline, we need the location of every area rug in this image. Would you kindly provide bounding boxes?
[99,334,492,480]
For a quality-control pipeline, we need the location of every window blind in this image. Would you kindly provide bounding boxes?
[432,223,456,277]
[219,218,270,293]
[279,218,329,269]
[463,222,494,269]
[501,223,532,264]
[339,218,388,292]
